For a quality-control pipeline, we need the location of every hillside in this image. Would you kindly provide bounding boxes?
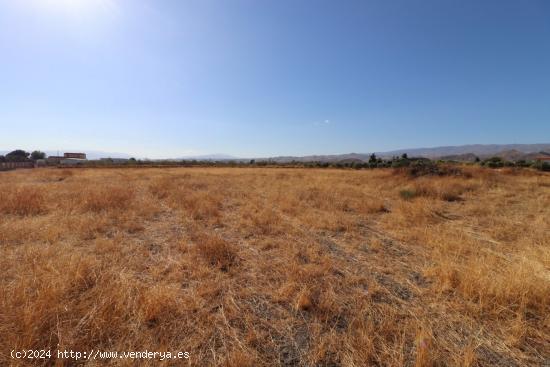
[378,144,550,158]
[263,144,550,163]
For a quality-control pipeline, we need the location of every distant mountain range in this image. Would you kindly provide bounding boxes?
[2,144,549,162]
[261,144,550,163]
[176,154,238,161]
[377,144,550,159]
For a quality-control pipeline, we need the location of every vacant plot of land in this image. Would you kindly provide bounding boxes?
[0,167,548,366]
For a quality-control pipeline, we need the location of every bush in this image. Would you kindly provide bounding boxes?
[532,161,550,171]
[405,161,439,176]
[482,157,506,168]
[391,158,410,168]
[515,160,530,167]
[399,189,417,200]
[395,162,465,178]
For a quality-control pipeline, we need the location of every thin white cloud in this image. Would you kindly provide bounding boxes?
[314,119,331,126]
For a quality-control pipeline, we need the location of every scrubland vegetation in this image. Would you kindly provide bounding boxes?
[0,166,548,366]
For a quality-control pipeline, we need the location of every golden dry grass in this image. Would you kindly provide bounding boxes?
[0,166,548,366]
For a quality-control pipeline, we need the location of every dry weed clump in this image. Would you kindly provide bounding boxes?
[399,177,477,202]
[81,185,135,212]
[0,185,47,216]
[139,284,183,326]
[163,182,224,222]
[242,205,284,235]
[0,166,548,366]
[32,168,74,184]
[193,233,238,271]
[414,327,434,367]
[427,254,549,315]
[183,192,222,221]
[148,176,174,199]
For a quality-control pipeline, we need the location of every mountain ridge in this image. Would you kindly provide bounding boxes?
[2,144,549,162]
[261,144,550,163]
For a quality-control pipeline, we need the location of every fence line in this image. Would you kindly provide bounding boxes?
[0,162,35,170]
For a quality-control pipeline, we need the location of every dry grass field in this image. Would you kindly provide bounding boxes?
[0,166,548,366]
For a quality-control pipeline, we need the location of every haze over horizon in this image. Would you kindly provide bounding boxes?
[2,143,550,161]
[1,0,549,159]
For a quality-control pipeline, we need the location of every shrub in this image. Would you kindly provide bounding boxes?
[482,157,505,168]
[398,162,465,178]
[404,161,439,177]
[440,191,461,202]
[399,189,417,200]
[515,160,529,168]
[532,160,550,171]
[391,158,410,168]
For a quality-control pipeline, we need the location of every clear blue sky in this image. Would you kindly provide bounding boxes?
[1,0,549,158]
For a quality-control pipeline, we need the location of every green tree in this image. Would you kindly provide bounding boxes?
[31,151,46,160]
[533,160,550,171]
[6,150,30,162]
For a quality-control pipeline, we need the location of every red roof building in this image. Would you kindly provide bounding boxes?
[64,152,87,159]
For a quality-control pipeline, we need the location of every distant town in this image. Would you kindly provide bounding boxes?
[0,150,137,170]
